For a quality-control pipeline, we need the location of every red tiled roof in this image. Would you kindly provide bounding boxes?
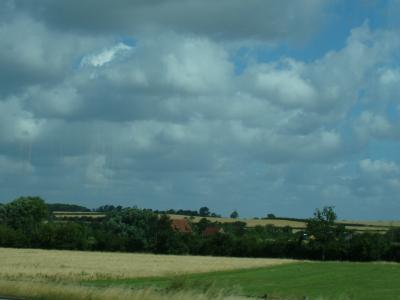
[171,219,192,233]
[202,226,223,236]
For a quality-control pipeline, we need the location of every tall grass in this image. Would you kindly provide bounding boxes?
[0,280,252,300]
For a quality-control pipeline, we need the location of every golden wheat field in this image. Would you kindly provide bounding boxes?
[0,248,295,300]
[0,247,294,282]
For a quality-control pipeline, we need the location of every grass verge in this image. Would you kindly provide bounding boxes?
[0,280,252,300]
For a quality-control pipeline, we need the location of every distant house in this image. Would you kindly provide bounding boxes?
[171,219,192,234]
[202,226,224,237]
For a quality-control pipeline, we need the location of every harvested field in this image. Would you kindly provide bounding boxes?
[337,220,400,227]
[54,214,106,219]
[53,211,105,215]
[343,226,388,232]
[168,214,399,232]
[0,248,294,282]
[53,212,106,219]
[52,212,400,232]
[168,214,306,229]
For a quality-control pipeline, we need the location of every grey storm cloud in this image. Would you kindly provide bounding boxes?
[0,11,109,96]
[1,1,400,219]
[15,0,328,41]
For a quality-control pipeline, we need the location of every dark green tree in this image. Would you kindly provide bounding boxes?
[306,206,345,260]
[0,204,5,224]
[306,206,337,240]
[196,217,212,234]
[47,203,90,212]
[230,210,239,219]
[0,225,27,247]
[5,196,48,231]
[348,233,390,261]
[199,206,210,217]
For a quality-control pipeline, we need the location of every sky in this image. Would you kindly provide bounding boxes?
[1,0,400,220]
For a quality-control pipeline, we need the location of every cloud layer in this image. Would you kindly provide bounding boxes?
[1,1,400,219]
[15,0,328,41]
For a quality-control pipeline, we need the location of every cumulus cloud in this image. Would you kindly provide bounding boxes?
[0,97,45,144]
[352,108,400,146]
[0,13,110,96]
[243,60,317,109]
[375,68,400,103]
[26,85,83,118]
[360,159,400,174]
[162,38,233,94]
[84,154,115,186]
[1,2,400,218]
[354,111,394,140]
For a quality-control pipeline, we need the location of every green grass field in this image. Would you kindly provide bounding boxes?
[89,262,400,300]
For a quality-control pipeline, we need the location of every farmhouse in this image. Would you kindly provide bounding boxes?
[202,226,224,237]
[171,219,192,233]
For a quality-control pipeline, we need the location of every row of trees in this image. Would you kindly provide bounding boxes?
[1,197,399,261]
[153,207,221,217]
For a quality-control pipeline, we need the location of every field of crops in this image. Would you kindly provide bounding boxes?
[0,248,293,281]
[53,211,399,233]
[0,248,291,300]
[53,211,106,219]
[0,248,400,300]
[167,214,397,232]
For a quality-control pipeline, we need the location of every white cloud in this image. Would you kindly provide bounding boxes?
[245,60,317,109]
[85,154,114,186]
[354,111,394,141]
[0,97,45,144]
[374,68,400,103]
[360,159,400,174]
[162,37,233,94]
[80,42,132,67]
[380,69,400,85]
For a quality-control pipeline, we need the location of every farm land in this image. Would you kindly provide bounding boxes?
[1,248,400,300]
[1,198,400,299]
[53,211,399,233]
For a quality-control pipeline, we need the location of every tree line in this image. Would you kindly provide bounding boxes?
[1,196,399,262]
